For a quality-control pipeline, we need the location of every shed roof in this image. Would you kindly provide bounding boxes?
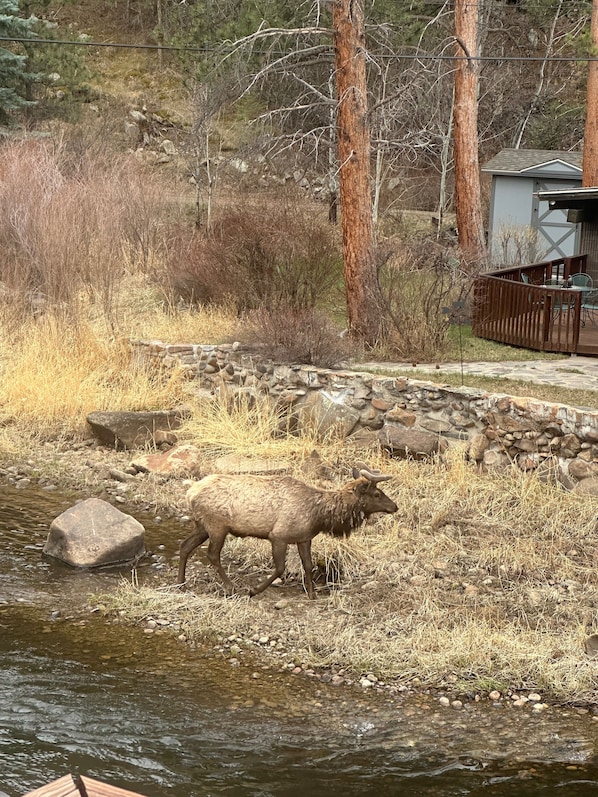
[482,148,582,175]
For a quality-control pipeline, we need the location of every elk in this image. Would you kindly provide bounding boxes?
[177,466,397,599]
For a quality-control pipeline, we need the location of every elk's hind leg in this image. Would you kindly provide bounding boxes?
[297,541,316,599]
[177,521,209,586]
[205,529,236,596]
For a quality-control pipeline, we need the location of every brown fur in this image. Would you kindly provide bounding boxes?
[177,471,397,599]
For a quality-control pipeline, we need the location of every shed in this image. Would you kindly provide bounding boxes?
[535,187,598,283]
[482,149,582,265]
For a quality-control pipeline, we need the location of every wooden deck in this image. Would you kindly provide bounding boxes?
[472,255,598,356]
[576,317,598,354]
[21,774,149,797]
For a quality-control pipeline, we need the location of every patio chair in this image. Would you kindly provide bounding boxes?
[569,274,595,324]
[571,272,593,288]
[582,289,598,325]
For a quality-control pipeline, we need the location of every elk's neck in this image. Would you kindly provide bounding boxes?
[317,491,364,538]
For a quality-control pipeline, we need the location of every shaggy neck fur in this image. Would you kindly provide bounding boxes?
[315,482,366,538]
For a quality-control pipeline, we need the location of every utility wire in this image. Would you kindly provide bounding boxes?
[0,35,596,63]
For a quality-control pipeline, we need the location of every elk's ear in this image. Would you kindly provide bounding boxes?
[354,478,370,495]
[352,467,360,479]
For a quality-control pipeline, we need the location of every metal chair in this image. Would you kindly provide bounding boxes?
[582,289,598,325]
[571,273,593,288]
[570,274,595,324]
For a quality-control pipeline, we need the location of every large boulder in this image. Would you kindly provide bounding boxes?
[43,498,145,568]
[86,408,189,450]
[378,425,448,459]
[294,391,360,440]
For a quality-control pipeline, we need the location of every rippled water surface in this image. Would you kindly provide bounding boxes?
[1,484,598,796]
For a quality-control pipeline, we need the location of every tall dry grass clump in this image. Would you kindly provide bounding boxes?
[0,316,186,444]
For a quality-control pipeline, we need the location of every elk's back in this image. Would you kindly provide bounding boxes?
[185,473,319,539]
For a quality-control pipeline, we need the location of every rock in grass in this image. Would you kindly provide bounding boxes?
[86,409,189,450]
[43,497,145,567]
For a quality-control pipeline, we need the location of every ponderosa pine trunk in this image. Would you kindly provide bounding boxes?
[333,0,383,344]
[583,0,598,187]
[453,0,486,259]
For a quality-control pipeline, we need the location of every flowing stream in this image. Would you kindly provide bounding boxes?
[1,483,598,796]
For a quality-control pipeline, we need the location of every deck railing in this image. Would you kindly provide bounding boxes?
[472,255,587,353]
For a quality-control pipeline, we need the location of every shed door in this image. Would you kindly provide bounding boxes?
[532,178,580,259]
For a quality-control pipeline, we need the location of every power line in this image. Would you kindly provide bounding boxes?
[1,35,597,63]
[0,35,217,53]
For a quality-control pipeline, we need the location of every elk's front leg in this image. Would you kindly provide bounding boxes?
[177,522,209,586]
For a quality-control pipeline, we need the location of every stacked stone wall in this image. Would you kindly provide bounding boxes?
[132,341,598,492]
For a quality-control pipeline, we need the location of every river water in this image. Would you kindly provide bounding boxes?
[2,484,598,796]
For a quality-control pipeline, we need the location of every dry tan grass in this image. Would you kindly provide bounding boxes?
[99,444,598,704]
[0,315,184,441]
[0,291,242,449]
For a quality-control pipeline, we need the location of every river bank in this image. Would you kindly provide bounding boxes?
[3,433,598,716]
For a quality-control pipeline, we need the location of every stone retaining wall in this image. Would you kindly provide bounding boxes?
[132,340,598,493]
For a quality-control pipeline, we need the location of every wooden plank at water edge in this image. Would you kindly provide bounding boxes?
[21,774,149,797]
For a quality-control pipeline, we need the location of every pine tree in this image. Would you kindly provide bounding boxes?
[0,0,38,125]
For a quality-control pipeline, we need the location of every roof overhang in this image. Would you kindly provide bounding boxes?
[535,187,598,209]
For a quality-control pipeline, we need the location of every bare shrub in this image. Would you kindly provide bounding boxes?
[162,195,343,311]
[497,224,547,266]
[242,306,353,368]
[379,239,472,361]
[0,139,174,327]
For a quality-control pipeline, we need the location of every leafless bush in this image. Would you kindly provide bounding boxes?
[242,306,353,368]
[497,225,547,266]
[0,139,172,326]
[379,239,472,361]
[162,196,343,311]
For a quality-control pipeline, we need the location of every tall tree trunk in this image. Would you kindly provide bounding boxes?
[333,0,383,344]
[583,0,598,187]
[453,0,486,259]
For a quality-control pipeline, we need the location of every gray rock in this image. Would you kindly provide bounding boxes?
[573,476,598,496]
[419,417,452,434]
[568,457,598,481]
[295,391,360,440]
[345,427,381,453]
[43,497,145,567]
[468,433,489,462]
[378,425,447,459]
[584,633,598,657]
[482,449,510,470]
[86,408,189,450]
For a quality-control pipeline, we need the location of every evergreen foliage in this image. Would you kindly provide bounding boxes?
[0,0,39,124]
